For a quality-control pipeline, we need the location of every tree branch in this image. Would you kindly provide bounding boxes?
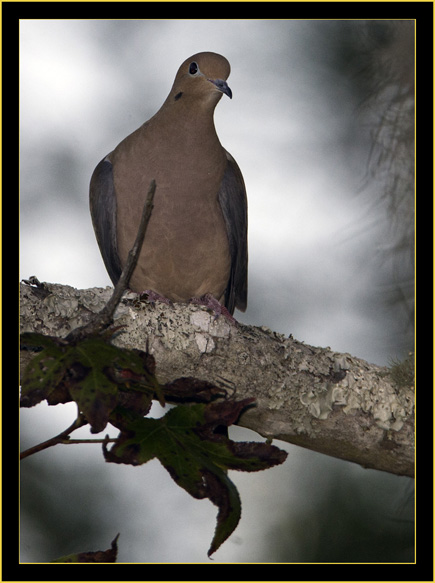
[20,282,414,477]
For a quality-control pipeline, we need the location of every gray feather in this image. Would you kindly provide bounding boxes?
[219,151,248,313]
[89,156,122,285]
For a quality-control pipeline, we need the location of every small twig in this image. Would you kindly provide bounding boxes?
[20,413,88,460]
[66,179,156,342]
[103,179,156,320]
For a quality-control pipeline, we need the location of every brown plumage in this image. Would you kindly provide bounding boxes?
[90,52,247,314]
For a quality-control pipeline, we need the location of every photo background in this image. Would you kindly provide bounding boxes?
[20,19,414,563]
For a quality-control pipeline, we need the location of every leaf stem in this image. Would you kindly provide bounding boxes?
[61,438,118,445]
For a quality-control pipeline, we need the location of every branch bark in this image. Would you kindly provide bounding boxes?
[20,281,414,478]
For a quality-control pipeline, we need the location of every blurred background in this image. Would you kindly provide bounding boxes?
[20,20,414,563]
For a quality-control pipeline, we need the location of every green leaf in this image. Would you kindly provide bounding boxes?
[20,332,159,433]
[104,399,288,556]
[20,333,71,407]
[67,338,120,434]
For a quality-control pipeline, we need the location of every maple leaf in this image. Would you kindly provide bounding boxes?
[104,399,288,556]
[20,332,159,433]
[162,377,227,403]
[51,534,119,563]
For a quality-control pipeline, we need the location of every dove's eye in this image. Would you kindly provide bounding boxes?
[189,62,199,76]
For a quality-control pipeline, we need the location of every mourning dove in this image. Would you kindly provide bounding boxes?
[90,51,247,314]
